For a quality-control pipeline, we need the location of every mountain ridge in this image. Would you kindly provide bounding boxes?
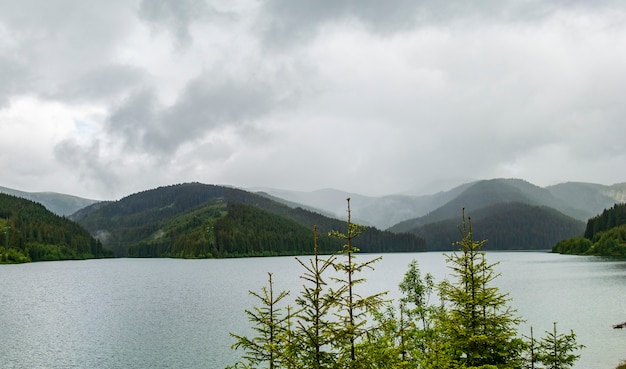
[257,179,626,230]
[71,183,425,257]
[3,178,626,245]
[0,186,99,216]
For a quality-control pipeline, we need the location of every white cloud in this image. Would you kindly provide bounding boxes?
[0,0,625,199]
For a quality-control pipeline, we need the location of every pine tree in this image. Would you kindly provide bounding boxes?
[292,226,338,368]
[228,273,292,369]
[536,322,583,369]
[436,209,524,368]
[329,198,386,368]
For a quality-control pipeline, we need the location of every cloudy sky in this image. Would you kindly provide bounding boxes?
[1,0,625,200]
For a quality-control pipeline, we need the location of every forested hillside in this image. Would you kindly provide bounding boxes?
[584,203,626,239]
[72,183,425,258]
[554,203,626,256]
[405,202,584,251]
[0,193,112,263]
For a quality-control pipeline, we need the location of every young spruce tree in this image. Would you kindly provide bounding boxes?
[228,273,292,369]
[329,198,386,368]
[535,322,583,369]
[292,226,338,368]
[437,209,524,368]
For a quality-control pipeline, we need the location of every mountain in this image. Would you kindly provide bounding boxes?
[71,183,426,258]
[256,179,626,231]
[0,193,112,263]
[252,184,471,230]
[412,202,585,251]
[384,179,587,250]
[0,185,99,216]
[546,182,626,220]
[389,179,584,233]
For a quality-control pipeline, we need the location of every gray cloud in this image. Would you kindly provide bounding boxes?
[44,64,146,103]
[258,0,626,48]
[258,0,423,48]
[0,57,29,106]
[106,88,159,153]
[138,0,222,47]
[106,72,281,156]
[3,0,626,199]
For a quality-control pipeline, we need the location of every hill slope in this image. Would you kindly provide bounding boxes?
[72,183,426,258]
[413,202,585,251]
[546,182,626,220]
[0,185,99,216]
[388,179,580,233]
[554,202,626,257]
[385,179,586,250]
[0,193,112,262]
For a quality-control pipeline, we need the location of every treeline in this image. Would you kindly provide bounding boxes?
[75,183,425,258]
[554,203,626,257]
[127,202,425,258]
[416,202,584,250]
[584,203,626,239]
[0,193,113,263]
[128,202,344,258]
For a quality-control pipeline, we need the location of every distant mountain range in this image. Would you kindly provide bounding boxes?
[254,179,626,250]
[255,179,626,229]
[2,178,625,253]
[0,186,99,216]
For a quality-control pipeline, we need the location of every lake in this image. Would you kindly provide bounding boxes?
[0,252,625,369]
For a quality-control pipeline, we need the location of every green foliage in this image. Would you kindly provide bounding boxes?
[553,203,626,257]
[436,211,525,368]
[0,193,112,263]
[554,225,626,257]
[229,273,292,369]
[0,246,30,263]
[534,323,583,369]
[584,203,626,240]
[552,237,593,255]
[292,226,338,368]
[228,207,584,369]
[328,198,386,368]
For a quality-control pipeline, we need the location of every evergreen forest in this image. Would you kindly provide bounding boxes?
[553,203,626,257]
[413,202,584,250]
[0,193,113,263]
[228,203,584,369]
[72,183,425,258]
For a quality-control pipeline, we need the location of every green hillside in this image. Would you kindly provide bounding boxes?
[554,203,626,256]
[72,183,425,258]
[408,202,584,251]
[388,178,585,234]
[0,193,113,263]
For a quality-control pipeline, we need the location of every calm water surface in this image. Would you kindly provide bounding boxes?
[1,252,625,369]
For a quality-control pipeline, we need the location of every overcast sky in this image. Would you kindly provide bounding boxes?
[1,0,625,200]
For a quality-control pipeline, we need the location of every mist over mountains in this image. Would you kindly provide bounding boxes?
[0,186,99,216]
[255,179,626,230]
[2,178,625,252]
